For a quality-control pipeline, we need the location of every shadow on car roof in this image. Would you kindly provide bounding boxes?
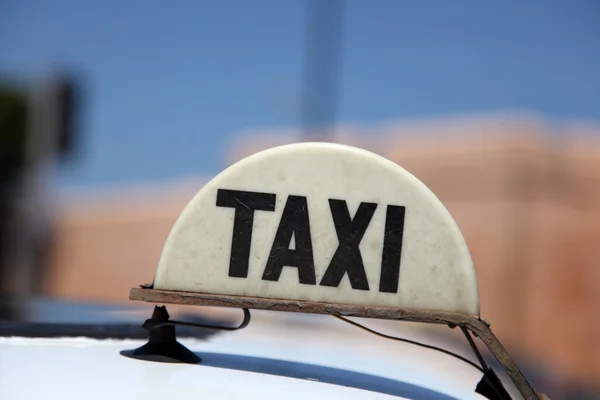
[196,352,460,400]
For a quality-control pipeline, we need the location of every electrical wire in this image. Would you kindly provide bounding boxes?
[334,314,485,373]
[144,308,251,332]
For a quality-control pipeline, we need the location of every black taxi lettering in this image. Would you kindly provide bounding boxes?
[262,195,316,285]
[216,189,276,278]
[318,199,376,291]
[216,189,406,294]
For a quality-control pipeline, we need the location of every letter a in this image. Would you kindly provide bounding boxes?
[262,195,317,285]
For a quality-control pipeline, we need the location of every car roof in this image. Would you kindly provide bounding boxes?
[1,311,491,400]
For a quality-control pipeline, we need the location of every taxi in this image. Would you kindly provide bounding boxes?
[0,143,549,399]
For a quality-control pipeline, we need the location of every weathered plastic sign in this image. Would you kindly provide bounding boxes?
[153,143,479,315]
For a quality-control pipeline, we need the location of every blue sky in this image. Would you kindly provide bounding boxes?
[1,0,599,188]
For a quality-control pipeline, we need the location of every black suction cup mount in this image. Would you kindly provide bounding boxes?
[121,305,251,364]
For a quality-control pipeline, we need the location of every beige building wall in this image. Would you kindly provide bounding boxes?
[45,115,600,388]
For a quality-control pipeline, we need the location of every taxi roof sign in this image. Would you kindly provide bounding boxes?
[129,142,542,399]
[151,142,479,315]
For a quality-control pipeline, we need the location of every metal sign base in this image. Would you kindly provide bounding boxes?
[129,287,540,400]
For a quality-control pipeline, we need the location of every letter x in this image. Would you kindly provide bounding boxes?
[319,199,377,290]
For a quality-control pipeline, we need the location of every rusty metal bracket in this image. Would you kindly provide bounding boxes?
[129,287,540,400]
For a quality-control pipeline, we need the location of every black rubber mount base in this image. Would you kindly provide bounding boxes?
[121,306,200,364]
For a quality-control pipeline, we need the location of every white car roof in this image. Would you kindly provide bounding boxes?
[0,311,493,400]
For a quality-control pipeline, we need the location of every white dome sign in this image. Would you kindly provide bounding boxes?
[151,143,479,315]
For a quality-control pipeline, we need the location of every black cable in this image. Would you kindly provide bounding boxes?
[144,308,251,332]
[334,315,485,373]
[460,325,489,371]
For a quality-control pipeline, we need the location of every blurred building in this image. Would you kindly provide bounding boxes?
[44,114,600,390]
